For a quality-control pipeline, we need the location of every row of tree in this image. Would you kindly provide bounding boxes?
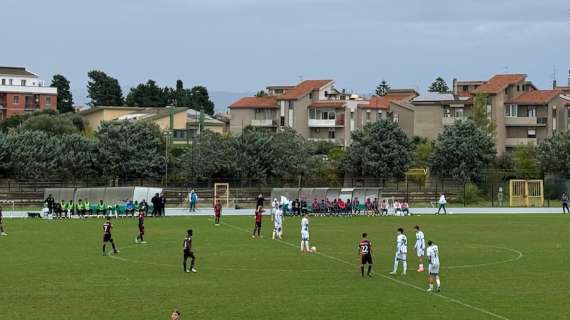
[0,107,565,184]
[375,77,450,96]
[48,71,216,115]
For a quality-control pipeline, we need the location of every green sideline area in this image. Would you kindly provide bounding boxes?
[0,215,567,319]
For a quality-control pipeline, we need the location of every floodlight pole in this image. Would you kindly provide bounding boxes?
[164,130,171,188]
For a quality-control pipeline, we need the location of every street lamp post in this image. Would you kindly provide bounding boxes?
[164,130,171,187]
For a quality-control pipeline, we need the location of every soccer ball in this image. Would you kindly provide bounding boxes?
[310,246,317,253]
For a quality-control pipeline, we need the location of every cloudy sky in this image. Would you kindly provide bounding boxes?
[1,0,567,108]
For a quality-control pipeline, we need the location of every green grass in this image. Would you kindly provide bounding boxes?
[1,214,568,320]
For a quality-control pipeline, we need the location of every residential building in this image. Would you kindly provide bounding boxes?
[0,66,57,119]
[187,109,225,136]
[408,92,470,140]
[407,74,568,153]
[229,80,417,147]
[80,106,192,144]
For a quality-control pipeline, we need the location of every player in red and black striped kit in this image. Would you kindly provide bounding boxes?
[135,210,146,244]
[183,229,197,273]
[252,206,263,238]
[102,216,118,256]
[359,233,373,277]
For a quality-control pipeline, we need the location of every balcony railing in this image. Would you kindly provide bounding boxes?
[505,138,537,147]
[308,119,336,127]
[442,116,465,125]
[504,116,547,126]
[250,119,276,127]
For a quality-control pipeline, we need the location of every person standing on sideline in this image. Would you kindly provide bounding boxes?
[45,194,55,216]
[0,207,7,236]
[252,206,263,238]
[159,193,167,217]
[189,189,198,212]
[213,199,222,225]
[436,193,447,215]
[183,229,197,273]
[151,193,160,217]
[562,192,569,214]
[426,240,441,292]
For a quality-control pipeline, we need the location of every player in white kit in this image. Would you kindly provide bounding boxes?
[426,240,441,292]
[272,204,283,240]
[414,225,426,272]
[390,228,407,275]
[300,213,310,252]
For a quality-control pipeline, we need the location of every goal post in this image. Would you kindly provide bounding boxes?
[509,179,544,207]
[214,183,230,208]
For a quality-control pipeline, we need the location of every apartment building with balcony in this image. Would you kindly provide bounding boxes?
[408,74,568,153]
[0,67,57,119]
[229,80,418,146]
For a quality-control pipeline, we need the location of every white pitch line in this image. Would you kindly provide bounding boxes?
[443,245,524,270]
[214,219,512,320]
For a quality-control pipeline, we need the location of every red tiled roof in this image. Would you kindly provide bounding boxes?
[229,96,278,109]
[473,74,526,94]
[277,80,333,100]
[308,101,346,109]
[359,91,417,110]
[507,89,561,105]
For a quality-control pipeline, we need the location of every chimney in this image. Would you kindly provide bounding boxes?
[553,79,557,89]
[452,78,457,94]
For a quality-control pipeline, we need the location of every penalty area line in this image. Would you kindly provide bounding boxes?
[215,219,512,320]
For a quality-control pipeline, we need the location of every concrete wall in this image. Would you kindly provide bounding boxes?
[229,108,256,134]
[389,102,415,137]
[292,94,312,137]
[413,104,443,140]
[153,111,187,130]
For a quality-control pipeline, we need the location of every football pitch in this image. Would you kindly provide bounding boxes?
[1,214,568,320]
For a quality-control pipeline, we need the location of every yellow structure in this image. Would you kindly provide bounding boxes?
[80,106,224,144]
[509,179,544,207]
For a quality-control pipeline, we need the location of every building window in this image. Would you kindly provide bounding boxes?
[505,104,517,117]
[46,96,52,106]
[309,92,313,99]
[462,85,468,91]
[527,106,536,117]
[366,111,371,122]
[173,129,187,139]
[527,129,536,138]
[1,79,4,85]
[288,101,294,109]
[9,79,13,85]
[454,108,464,118]
[516,85,520,92]
[21,80,26,86]
[393,113,399,123]
[328,128,335,139]
[280,116,285,126]
[309,108,316,119]
[13,95,19,105]
[328,111,335,120]
[443,107,451,118]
